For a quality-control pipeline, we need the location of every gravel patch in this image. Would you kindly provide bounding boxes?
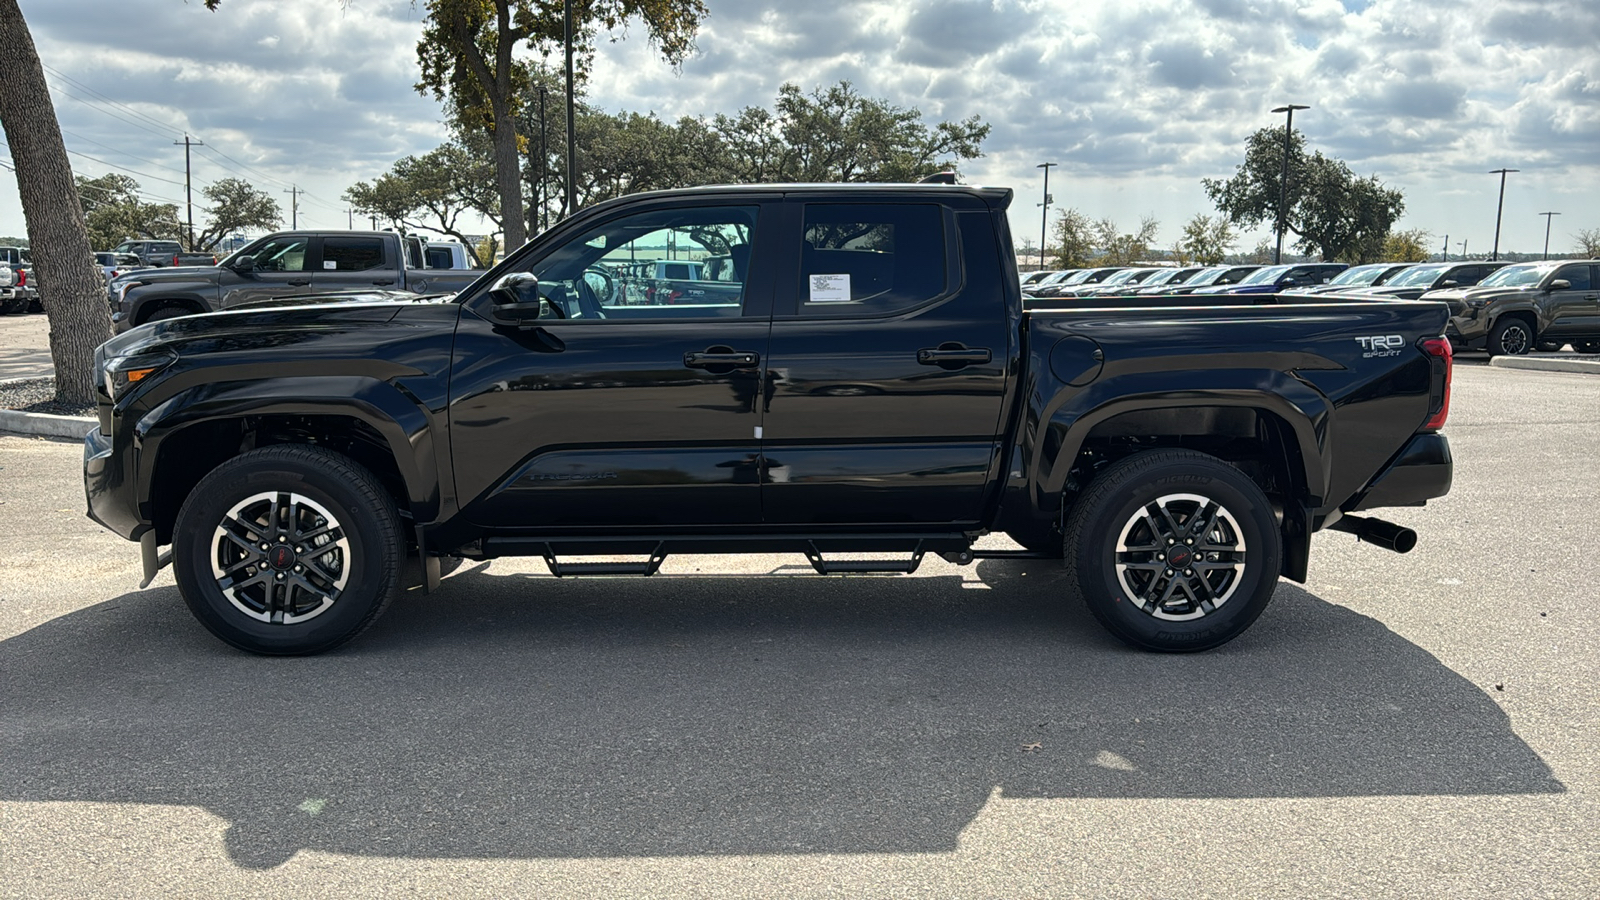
[0,377,95,416]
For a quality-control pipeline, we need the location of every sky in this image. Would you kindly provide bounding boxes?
[4,0,1598,258]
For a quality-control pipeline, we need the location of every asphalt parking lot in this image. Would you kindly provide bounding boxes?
[1,361,1596,899]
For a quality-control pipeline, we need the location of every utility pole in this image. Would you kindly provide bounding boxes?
[539,85,549,232]
[370,215,378,230]
[1538,211,1560,260]
[174,135,203,251]
[1271,104,1309,265]
[1488,168,1518,261]
[345,207,353,230]
[1440,233,1449,261]
[1459,239,1468,259]
[1036,162,1057,272]
[563,0,578,219]
[283,185,305,229]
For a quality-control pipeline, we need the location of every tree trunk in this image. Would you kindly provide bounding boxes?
[0,0,110,407]
[490,100,527,251]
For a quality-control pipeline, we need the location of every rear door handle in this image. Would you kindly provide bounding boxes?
[917,344,992,367]
[684,350,759,368]
[372,279,396,286]
[287,279,311,286]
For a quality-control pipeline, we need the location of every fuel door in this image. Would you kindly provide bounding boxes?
[1049,335,1104,386]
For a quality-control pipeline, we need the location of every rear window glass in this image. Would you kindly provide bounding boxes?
[322,237,387,271]
[798,204,947,316]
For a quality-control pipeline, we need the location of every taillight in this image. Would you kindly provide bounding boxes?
[1420,336,1452,431]
[16,269,24,286]
[173,255,181,266]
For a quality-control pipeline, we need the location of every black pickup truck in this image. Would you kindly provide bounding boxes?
[110,230,480,331]
[84,184,1454,656]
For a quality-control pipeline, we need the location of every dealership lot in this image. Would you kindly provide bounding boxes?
[0,362,1596,898]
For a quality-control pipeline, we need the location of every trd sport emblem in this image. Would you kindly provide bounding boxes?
[1355,335,1405,358]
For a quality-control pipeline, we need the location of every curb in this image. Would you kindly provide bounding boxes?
[0,407,96,439]
[0,376,96,439]
[1490,356,1600,375]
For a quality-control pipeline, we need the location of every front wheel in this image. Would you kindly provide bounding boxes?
[1488,318,1533,356]
[1062,450,1281,652]
[172,445,404,655]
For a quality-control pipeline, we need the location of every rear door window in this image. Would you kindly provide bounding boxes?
[797,204,948,317]
[320,237,388,271]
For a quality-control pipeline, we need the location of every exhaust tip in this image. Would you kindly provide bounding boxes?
[1329,515,1417,554]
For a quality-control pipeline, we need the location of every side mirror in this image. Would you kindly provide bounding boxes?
[1439,279,1458,288]
[230,254,256,272]
[1548,279,1571,291]
[489,272,545,320]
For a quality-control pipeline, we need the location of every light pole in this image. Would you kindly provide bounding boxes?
[563,0,578,219]
[1272,104,1309,265]
[1538,211,1560,260]
[1036,162,1057,271]
[1489,168,1518,261]
[1440,233,1449,262]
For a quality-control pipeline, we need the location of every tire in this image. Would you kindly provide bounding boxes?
[172,445,404,655]
[1062,449,1281,652]
[143,304,194,324]
[1576,342,1600,355]
[1487,317,1533,356]
[1536,341,1563,352]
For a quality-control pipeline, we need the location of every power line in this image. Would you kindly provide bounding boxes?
[40,63,184,138]
[44,77,183,144]
[0,138,182,188]
[59,127,189,177]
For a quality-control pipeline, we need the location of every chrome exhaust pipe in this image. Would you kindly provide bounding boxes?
[1328,515,1418,553]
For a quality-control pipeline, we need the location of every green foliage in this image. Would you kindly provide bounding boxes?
[75,173,181,250]
[1177,214,1234,265]
[344,139,500,265]
[1382,227,1432,263]
[1050,207,1095,269]
[1094,215,1160,266]
[194,178,281,251]
[1204,126,1405,262]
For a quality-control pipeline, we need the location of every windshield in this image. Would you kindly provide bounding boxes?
[1101,269,1140,285]
[1237,265,1289,285]
[1060,269,1096,285]
[1142,268,1184,286]
[1183,267,1227,286]
[1039,270,1074,285]
[1329,264,1390,286]
[1386,264,1447,287]
[1478,264,1551,287]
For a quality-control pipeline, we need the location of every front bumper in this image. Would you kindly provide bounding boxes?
[84,425,145,541]
[1348,432,1453,511]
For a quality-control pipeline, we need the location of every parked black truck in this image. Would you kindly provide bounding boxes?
[84,184,1455,656]
[110,230,481,331]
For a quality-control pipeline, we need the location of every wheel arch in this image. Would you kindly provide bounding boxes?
[132,294,208,325]
[137,380,444,543]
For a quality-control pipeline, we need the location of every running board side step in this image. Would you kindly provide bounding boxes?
[805,541,925,575]
[538,542,668,578]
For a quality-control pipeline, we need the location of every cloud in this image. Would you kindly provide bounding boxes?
[2,0,1595,252]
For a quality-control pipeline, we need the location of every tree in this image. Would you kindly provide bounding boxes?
[194,178,281,251]
[1383,227,1432,263]
[1204,126,1405,262]
[412,0,709,253]
[1177,214,1235,265]
[1575,228,1600,258]
[705,82,990,184]
[345,139,501,265]
[0,1,109,405]
[1051,208,1095,269]
[76,173,183,250]
[1095,215,1160,266]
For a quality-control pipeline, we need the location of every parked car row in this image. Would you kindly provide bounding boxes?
[1018,254,1600,358]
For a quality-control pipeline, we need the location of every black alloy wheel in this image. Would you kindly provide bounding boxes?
[172,445,403,655]
[1488,318,1533,356]
[1062,449,1281,652]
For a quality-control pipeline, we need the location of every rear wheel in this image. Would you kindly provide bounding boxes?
[1062,450,1281,652]
[1488,317,1533,356]
[172,445,403,655]
[1576,341,1600,355]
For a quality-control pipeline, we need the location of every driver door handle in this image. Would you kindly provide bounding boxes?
[372,279,396,286]
[286,279,311,286]
[684,350,759,368]
[917,345,992,366]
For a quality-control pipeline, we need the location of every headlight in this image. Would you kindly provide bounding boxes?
[1465,297,1488,307]
[101,348,177,400]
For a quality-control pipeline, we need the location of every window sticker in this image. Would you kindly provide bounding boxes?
[809,273,851,303]
[324,260,338,269]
